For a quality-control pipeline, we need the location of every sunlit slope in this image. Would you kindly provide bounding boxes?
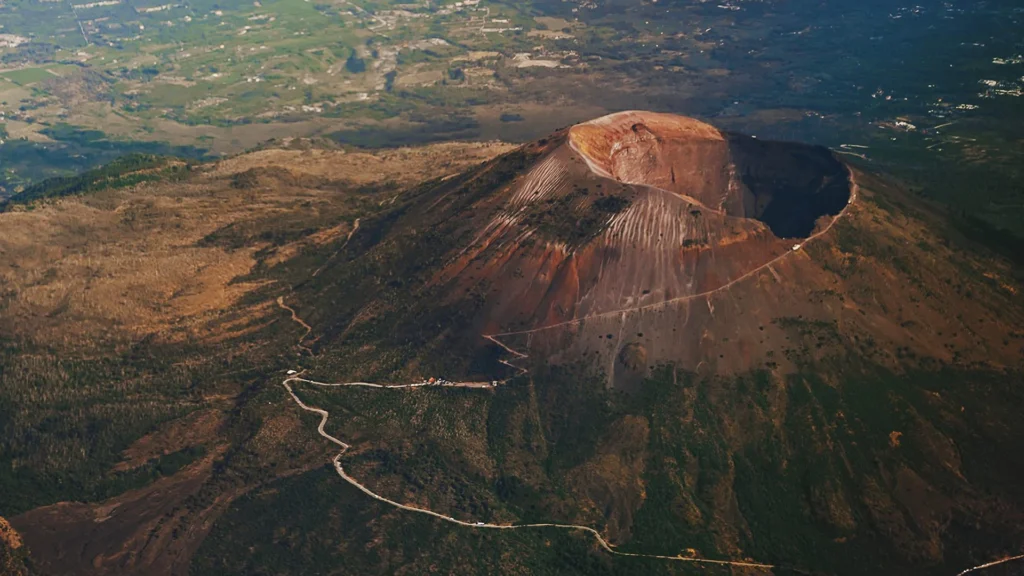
[296,112,1019,386]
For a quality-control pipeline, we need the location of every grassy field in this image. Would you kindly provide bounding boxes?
[0,67,56,85]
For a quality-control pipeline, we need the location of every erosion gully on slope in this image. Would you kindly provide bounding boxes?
[482,137,862,369]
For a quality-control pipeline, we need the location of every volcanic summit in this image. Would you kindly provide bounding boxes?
[301,111,1020,386]
[568,111,851,238]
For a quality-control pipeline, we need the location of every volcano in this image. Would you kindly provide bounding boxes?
[276,110,1024,576]
[271,110,1024,576]
[5,112,1024,576]
[296,110,1019,387]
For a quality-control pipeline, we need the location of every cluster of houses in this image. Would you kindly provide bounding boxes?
[0,34,28,48]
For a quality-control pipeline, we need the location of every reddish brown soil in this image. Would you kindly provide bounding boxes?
[412,112,1022,386]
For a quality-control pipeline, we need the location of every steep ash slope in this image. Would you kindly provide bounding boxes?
[296,111,1019,386]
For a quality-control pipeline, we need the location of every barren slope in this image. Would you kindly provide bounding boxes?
[297,112,1020,387]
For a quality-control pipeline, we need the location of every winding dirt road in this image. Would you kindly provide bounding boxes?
[282,371,1023,575]
[276,297,313,354]
[282,375,776,571]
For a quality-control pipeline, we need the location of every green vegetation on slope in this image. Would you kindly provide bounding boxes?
[237,354,1024,576]
[193,466,730,576]
[1,153,188,209]
[0,335,266,514]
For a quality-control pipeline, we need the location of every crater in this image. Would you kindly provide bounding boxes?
[726,133,851,239]
[568,110,852,240]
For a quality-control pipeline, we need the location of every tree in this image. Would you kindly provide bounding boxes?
[345,50,366,74]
